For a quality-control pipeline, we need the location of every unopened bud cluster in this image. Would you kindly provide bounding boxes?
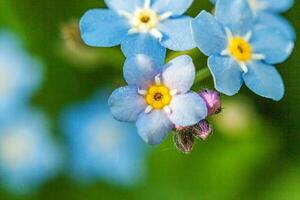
[174,89,221,154]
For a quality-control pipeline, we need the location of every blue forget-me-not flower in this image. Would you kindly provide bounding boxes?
[0,109,61,193]
[210,0,295,40]
[60,92,146,186]
[79,0,196,65]
[192,0,294,101]
[108,54,208,145]
[0,31,43,120]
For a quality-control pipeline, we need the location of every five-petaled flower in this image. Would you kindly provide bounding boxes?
[108,54,208,145]
[79,0,196,64]
[192,0,294,101]
[60,91,146,185]
[210,0,295,40]
[0,110,61,192]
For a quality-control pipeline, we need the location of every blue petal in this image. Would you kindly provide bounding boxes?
[169,92,207,126]
[215,0,254,35]
[124,54,160,89]
[152,0,194,17]
[0,33,43,120]
[108,86,146,122]
[60,91,146,184]
[0,110,61,192]
[80,9,129,47]
[159,16,195,51]
[162,55,195,94]
[208,55,244,96]
[256,12,296,41]
[121,34,166,66]
[0,31,24,53]
[192,11,227,56]
[243,61,285,101]
[104,0,144,12]
[260,0,293,13]
[251,27,294,64]
[136,110,173,145]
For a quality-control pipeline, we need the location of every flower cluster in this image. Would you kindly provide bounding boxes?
[0,31,61,192]
[174,89,221,154]
[192,0,294,100]
[79,0,295,151]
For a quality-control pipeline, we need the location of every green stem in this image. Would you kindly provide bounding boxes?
[194,68,211,83]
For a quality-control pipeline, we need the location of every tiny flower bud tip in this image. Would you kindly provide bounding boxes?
[194,120,213,140]
[175,125,185,131]
[174,131,194,154]
[199,89,222,116]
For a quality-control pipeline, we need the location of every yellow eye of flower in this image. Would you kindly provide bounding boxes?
[131,9,159,31]
[140,15,151,23]
[146,85,172,109]
[228,37,252,62]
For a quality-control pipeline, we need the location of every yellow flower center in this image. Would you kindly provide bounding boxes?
[131,9,159,32]
[140,15,151,23]
[146,85,172,109]
[228,37,252,62]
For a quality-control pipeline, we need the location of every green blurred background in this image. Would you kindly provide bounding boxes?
[0,0,299,199]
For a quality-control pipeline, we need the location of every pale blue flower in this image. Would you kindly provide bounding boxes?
[60,92,147,186]
[210,0,295,40]
[0,31,43,121]
[79,0,195,65]
[192,0,294,101]
[0,109,61,193]
[108,54,207,145]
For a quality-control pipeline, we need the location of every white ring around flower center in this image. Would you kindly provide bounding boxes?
[220,27,265,74]
[118,0,172,40]
[138,75,177,115]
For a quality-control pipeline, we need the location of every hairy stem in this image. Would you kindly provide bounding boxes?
[194,67,211,83]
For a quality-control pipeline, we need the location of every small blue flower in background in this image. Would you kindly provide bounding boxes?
[0,31,43,120]
[60,92,147,186]
[80,0,195,65]
[108,54,207,145]
[210,0,295,40]
[0,109,61,193]
[192,0,294,101]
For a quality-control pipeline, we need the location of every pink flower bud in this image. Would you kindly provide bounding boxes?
[199,89,221,116]
[175,125,185,131]
[194,120,213,140]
